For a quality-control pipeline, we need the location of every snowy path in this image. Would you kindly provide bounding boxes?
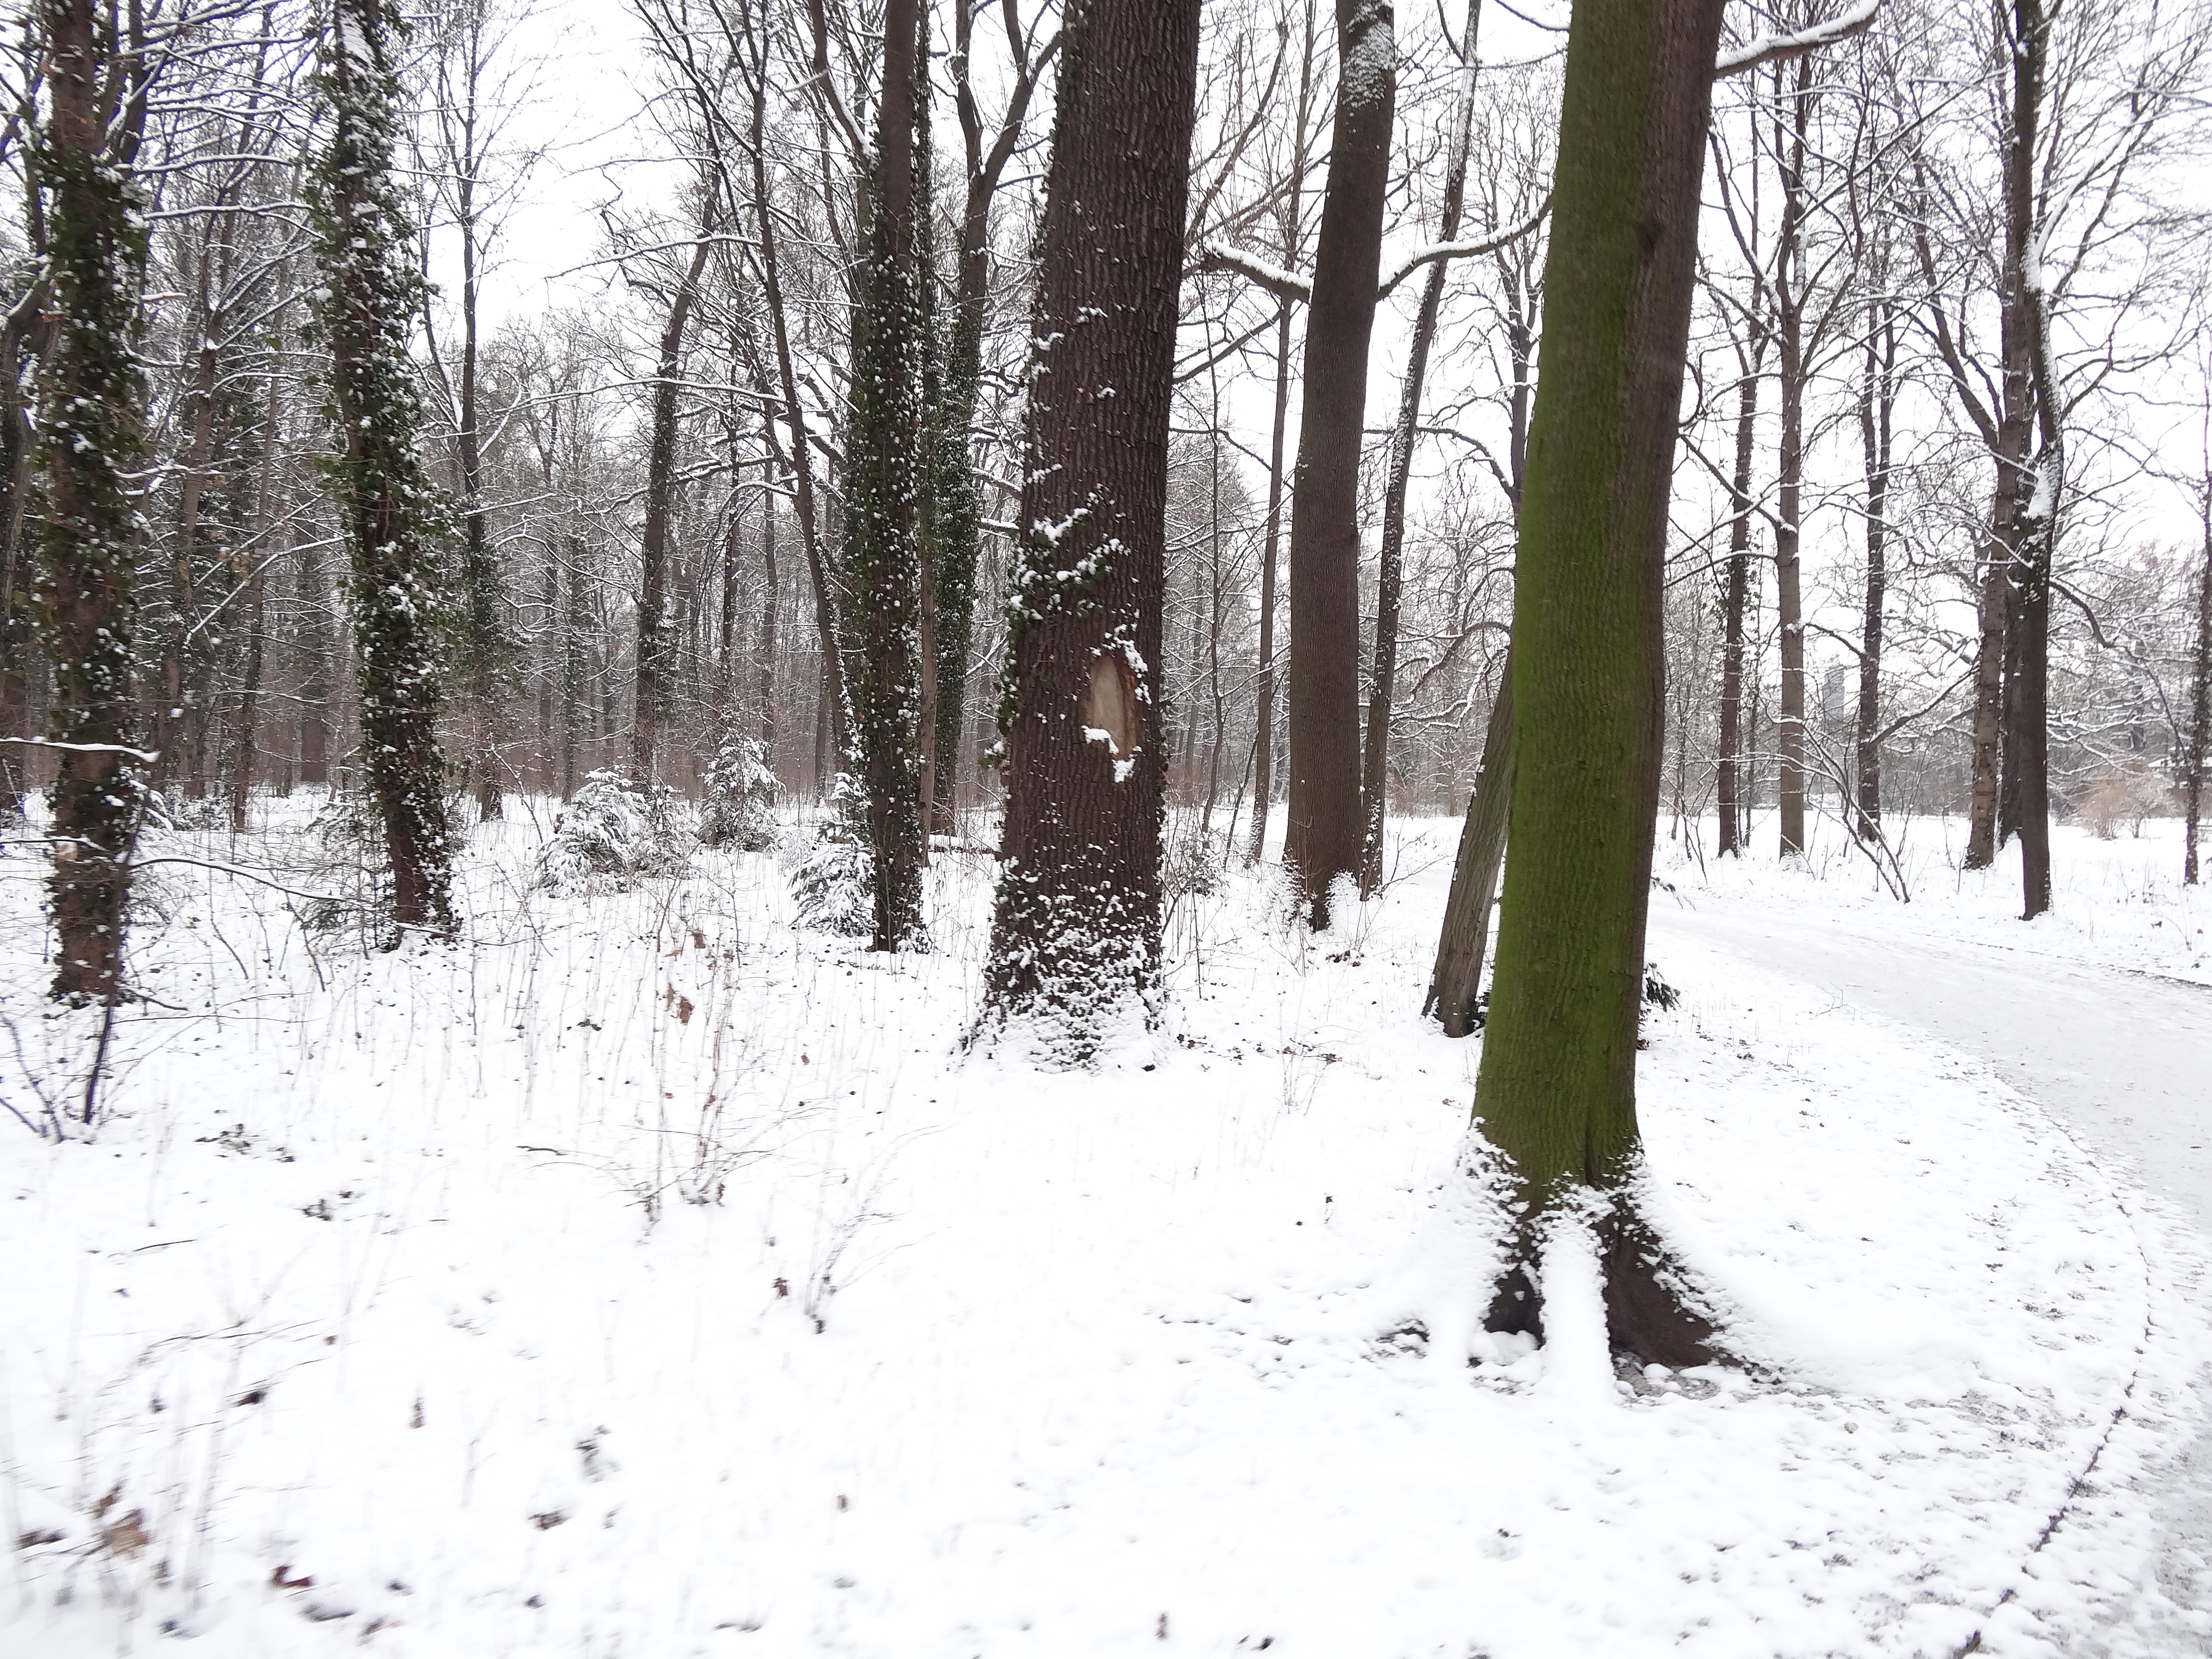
[1652,893,2212,1656]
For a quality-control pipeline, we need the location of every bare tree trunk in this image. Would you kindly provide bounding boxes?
[759,423,779,756]
[2186,472,2210,886]
[1855,297,1894,837]
[2011,0,2058,921]
[744,9,845,774]
[1362,0,1480,895]
[1715,337,1762,857]
[1773,54,1810,859]
[980,0,1202,1054]
[1247,303,1293,864]
[1284,0,1394,929]
[631,230,712,785]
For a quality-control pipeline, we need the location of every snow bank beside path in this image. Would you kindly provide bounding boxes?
[2,806,2203,1657]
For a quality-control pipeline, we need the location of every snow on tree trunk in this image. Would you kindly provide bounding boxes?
[1470,0,1729,1366]
[1284,0,1395,931]
[32,0,151,1004]
[307,0,456,940]
[978,0,1203,1059]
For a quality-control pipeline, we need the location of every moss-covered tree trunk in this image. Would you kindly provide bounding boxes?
[1470,0,1727,1366]
[309,0,455,938]
[1283,0,1394,930]
[979,0,1202,1058]
[32,0,150,1003]
[1426,660,1511,1036]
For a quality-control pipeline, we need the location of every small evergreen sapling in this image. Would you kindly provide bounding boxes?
[699,736,780,851]
[535,769,692,895]
[789,774,875,937]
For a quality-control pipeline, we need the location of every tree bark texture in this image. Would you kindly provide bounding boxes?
[1715,334,1762,857]
[980,0,1202,1056]
[1469,0,1727,1364]
[33,0,150,1003]
[1772,55,1810,859]
[2011,0,2057,921]
[845,0,928,949]
[2185,474,2210,886]
[1855,299,1894,835]
[631,231,711,786]
[1362,0,1479,895]
[1248,305,1294,866]
[1284,0,1394,930]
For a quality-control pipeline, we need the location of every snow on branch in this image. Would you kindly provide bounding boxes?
[1194,197,1552,310]
[1190,244,1310,305]
[1714,0,1879,80]
[1377,198,1552,300]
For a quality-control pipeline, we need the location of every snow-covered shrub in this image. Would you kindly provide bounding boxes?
[297,788,392,939]
[698,736,781,851]
[536,769,693,894]
[789,774,873,936]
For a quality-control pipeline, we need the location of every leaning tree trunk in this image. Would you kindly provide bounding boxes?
[1283,0,1395,930]
[1361,0,1480,895]
[1426,658,1512,1036]
[309,0,455,937]
[979,0,1203,1058]
[1471,0,1727,1365]
[632,231,711,786]
[32,0,151,1004]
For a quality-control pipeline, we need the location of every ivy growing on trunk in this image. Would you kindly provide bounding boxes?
[32,0,151,1005]
[305,0,457,940]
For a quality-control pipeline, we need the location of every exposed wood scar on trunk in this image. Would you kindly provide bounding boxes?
[1083,652,1138,760]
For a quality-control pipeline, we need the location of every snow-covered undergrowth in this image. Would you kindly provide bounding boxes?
[2,797,2206,1657]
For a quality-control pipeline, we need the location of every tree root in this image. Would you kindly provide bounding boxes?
[1483,1196,1724,1370]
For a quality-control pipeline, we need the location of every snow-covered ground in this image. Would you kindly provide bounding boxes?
[2,797,2207,1657]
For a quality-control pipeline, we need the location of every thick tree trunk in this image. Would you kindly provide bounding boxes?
[846,0,928,948]
[1470,0,1727,1365]
[1773,57,1810,860]
[0,296,47,820]
[33,0,150,1004]
[296,532,331,786]
[1426,657,1511,1036]
[632,232,711,785]
[1715,340,1762,857]
[1361,0,1480,895]
[979,0,1202,1055]
[1284,0,1395,930]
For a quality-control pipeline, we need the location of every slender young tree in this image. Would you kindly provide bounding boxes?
[31,0,151,1003]
[2185,466,2210,886]
[1361,0,1480,894]
[980,0,1204,1056]
[1471,0,1729,1362]
[308,0,456,936]
[1283,0,1394,928]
